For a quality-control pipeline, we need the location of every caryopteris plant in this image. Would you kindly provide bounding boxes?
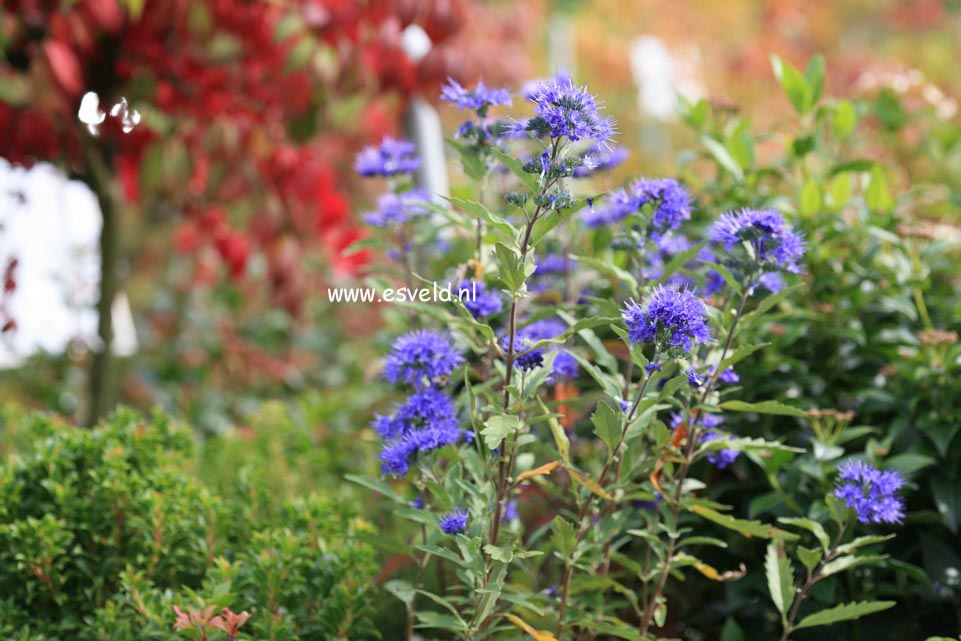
[348,70,904,641]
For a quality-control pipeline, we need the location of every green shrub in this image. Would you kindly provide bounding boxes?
[0,408,377,640]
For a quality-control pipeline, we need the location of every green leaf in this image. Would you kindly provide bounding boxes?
[551,517,576,559]
[716,342,769,376]
[835,534,894,556]
[678,96,709,129]
[538,397,570,463]
[866,166,895,212]
[804,55,826,106]
[829,173,853,210]
[529,208,578,247]
[481,415,521,450]
[447,196,515,236]
[932,475,961,534]
[655,241,708,286]
[719,400,805,418]
[483,543,514,563]
[345,474,404,503]
[771,54,811,113]
[797,546,823,572]
[383,579,415,606]
[700,136,744,181]
[691,505,799,540]
[494,242,530,293]
[832,100,857,138]
[490,147,540,192]
[794,601,896,630]
[820,554,887,577]
[778,517,830,551]
[720,617,746,641]
[591,400,623,453]
[799,180,823,217]
[765,541,795,619]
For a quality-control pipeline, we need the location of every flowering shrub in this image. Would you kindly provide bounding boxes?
[347,67,928,640]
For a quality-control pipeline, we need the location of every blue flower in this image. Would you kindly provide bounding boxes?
[457,279,503,318]
[582,178,691,229]
[622,286,712,354]
[834,460,905,524]
[699,430,741,469]
[502,500,519,523]
[383,330,464,389]
[572,144,628,178]
[710,208,806,274]
[362,190,430,227]
[439,507,470,534]
[549,350,579,382]
[502,318,568,372]
[354,137,421,177]
[440,78,512,113]
[373,388,460,441]
[515,72,616,144]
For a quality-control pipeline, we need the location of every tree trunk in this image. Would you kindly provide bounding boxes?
[83,143,118,426]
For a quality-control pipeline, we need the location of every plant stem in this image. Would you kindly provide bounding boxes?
[638,282,753,636]
[779,519,852,641]
[83,142,119,426]
[556,372,655,638]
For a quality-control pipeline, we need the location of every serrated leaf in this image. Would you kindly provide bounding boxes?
[766,541,795,618]
[481,415,521,450]
[719,400,805,417]
[447,196,515,236]
[794,601,895,629]
[483,543,514,563]
[592,400,623,453]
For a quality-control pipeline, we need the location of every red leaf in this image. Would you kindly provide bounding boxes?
[43,40,84,97]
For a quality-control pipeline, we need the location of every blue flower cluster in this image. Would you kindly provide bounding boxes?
[710,208,805,274]
[502,318,578,380]
[572,144,628,178]
[375,331,468,477]
[439,507,470,534]
[622,286,712,354]
[354,137,422,178]
[511,73,615,144]
[383,330,464,389]
[457,279,503,318]
[834,460,905,524]
[584,178,691,230]
[671,412,739,469]
[441,78,512,113]
[530,253,575,293]
[362,190,431,228]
